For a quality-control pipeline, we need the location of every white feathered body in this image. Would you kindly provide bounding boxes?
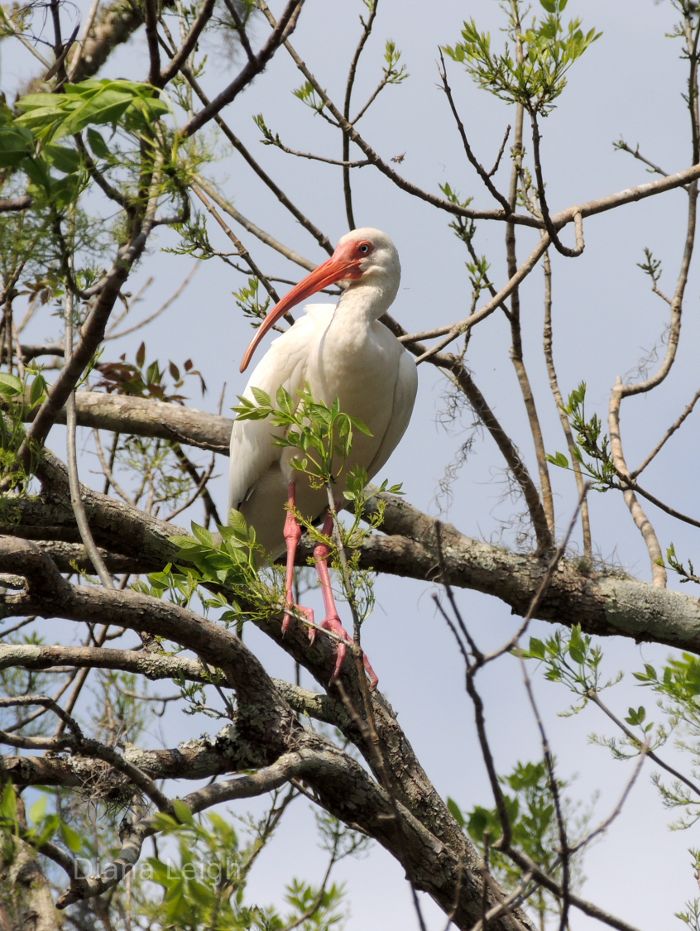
[229,290,417,556]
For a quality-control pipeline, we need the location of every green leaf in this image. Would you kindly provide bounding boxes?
[28,795,48,825]
[528,637,546,660]
[171,799,194,825]
[86,126,110,159]
[0,373,23,397]
[467,805,494,840]
[625,705,646,726]
[0,783,18,826]
[28,373,46,407]
[190,522,213,546]
[251,386,271,407]
[59,821,84,853]
[447,796,465,827]
[44,143,81,173]
[0,122,34,166]
[546,451,569,469]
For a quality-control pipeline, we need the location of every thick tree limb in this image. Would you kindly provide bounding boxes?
[0,641,339,723]
[68,0,150,83]
[22,390,231,453]
[362,496,700,654]
[10,397,700,657]
[0,537,293,727]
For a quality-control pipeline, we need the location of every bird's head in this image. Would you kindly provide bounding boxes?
[332,227,401,290]
[240,228,400,373]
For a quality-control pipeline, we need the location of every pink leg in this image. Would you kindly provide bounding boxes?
[282,481,314,637]
[313,512,378,690]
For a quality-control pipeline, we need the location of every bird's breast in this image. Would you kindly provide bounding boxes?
[308,317,396,436]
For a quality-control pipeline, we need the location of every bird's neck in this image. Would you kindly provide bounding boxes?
[337,279,397,322]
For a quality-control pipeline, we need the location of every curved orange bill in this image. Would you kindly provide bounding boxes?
[239,253,359,373]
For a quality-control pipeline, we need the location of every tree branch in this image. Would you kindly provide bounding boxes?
[180,0,304,138]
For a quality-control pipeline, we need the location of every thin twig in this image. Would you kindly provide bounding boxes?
[64,286,114,589]
[542,251,592,558]
[180,0,303,137]
[632,387,700,478]
[438,50,511,213]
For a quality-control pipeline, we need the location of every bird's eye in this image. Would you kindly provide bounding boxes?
[357,242,371,256]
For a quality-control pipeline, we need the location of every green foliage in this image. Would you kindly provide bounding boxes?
[234,385,373,490]
[0,80,171,216]
[382,39,408,85]
[0,783,90,865]
[0,102,89,210]
[233,276,271,322]
[15,79,169,145]
[636,653,700,704]
[0,781,19,868]
[291,82,326,115]
[138,513,276,634]
[677,896,700,931]
[664,544,699,585]
[520,624,622,715]
[139,806,348,930]
[638,245,664,286]
[634,655,700,828]
[524,629,700,833]
[171,515,263,603]
[254,112,285,146]
[438,181,481,254]
[95,341,206,402]
[677,852,700,929]
[547,382,619,490]
[453,757,590,926]
[0,368,48,490]
[0,103,34,169]
[444,1,600,115]
[168,213,217,260]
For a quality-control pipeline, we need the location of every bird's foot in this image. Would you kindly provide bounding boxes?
[320,614,378,691]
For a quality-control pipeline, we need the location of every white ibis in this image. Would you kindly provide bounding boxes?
[228,228,417,688]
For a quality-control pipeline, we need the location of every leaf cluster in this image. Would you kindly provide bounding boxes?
[444,0,600,116]
[634,654,700,828]
[449,757,589,924]
[547,382,618,491]
[95,341,206,403]
[233,276,271,322]
[0,782,87,875]
[141,514,277,632]
[0,369,47,489]
[140,803,347,930]
[382,39,408,85]
[234,385,372,490]
[16,79,169,145]
[522,624,621,714]
[664,543,699,585]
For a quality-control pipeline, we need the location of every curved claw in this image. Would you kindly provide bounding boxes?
[320,615,378,690]
[329,636,347,684]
